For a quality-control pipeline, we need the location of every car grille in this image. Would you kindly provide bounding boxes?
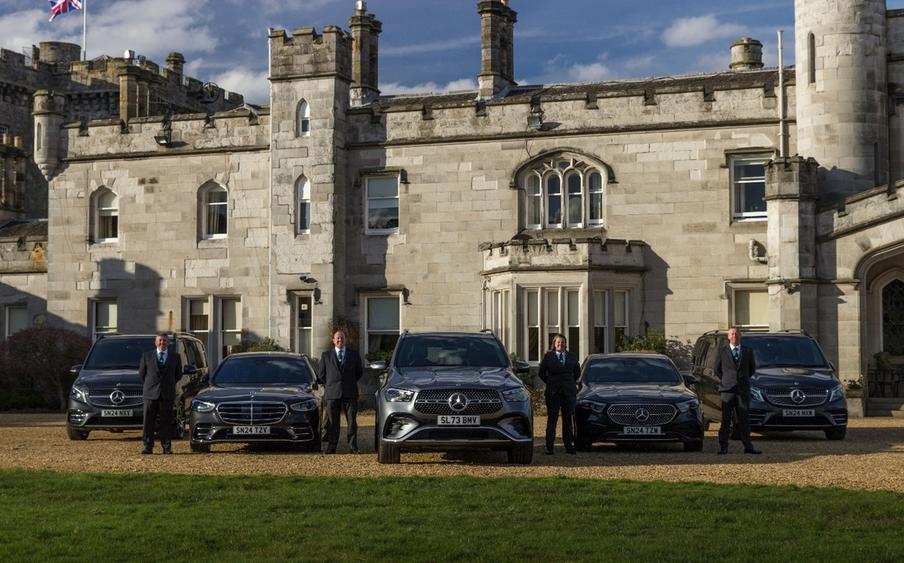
[606,404,677,425]
[216,401,287,425]
[763,386,828,407]
[414,388,502,416]
[88,387,143,408]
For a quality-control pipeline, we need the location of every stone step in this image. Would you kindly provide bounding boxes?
[868,409,904,418]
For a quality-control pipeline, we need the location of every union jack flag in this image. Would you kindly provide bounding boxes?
[49,0,82,22]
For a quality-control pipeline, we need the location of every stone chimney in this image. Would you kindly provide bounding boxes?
[349,0,382,105]
[166,52,185,76]
[730,37,764,71]
[477,0,517,99]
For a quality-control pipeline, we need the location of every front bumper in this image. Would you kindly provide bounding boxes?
[378,409,533,449]
[190,409,320,444]
[575,407,704,444]
[749,399,847,431]
[67,398,144,430]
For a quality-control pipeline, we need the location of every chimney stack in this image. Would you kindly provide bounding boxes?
[477,0,517,99]
[730,37,764,71]
[349,1,382,106]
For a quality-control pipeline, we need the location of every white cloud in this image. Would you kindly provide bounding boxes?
[380,78,477,96]
[623,55,656,70]
[568,61,610,82]
[662,14,746,48]
[212,66,270,105]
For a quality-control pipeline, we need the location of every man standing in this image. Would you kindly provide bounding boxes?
[316,330,363,454]
[138,333,182,455]
[714,327,762,455]
[538,333,581,455]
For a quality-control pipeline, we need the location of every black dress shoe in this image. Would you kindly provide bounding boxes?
[141,448,153,455]
[566,448,577,455]
[544,448,554,455]
[324,449,336,454]
[743,445,762,455]
[162,448,173,455]
[717,444,729,455]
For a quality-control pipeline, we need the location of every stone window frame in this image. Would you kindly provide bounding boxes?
[295,175,311,235]
[217,295,242,363]
[363,293,402,358]
[3,303,28,340]
[296,99,310,137]
[363,172,401,235]
[292,292,315,358]
[727,282,769,332]
[871,268,904,355]
[91,187,119,244]
[198,181,229,241]
[182,296,210,357]
[90,298,118,341]
[519,284,584,363]
[726,149,772,223]
[516,151,610,231]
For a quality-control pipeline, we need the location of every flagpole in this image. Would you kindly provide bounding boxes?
[82,0,87,61]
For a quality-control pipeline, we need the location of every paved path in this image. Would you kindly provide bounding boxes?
[2,414,903,492]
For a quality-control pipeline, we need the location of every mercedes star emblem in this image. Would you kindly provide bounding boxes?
[448,392,469,412]
[790,389,807,404]
[110,390,125,405]
[634,407,651,422]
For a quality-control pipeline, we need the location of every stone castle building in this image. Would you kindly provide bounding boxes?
[3,0,904,412]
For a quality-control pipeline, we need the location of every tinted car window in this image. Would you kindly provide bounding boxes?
[213,356,312,386]
[83,337,155,369]
[394,336,508,368]
[584,357,681,385]
[743,336,829,369]
[193,342,207,368]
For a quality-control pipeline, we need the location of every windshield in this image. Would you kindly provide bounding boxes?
[213,356,312,386]
[394,336,509,368]
[741,336,830,369]
[83,337,156,370]
[584,357,681,385]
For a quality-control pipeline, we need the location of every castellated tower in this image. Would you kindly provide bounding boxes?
[268,25,352,349]
[795,0,888,202]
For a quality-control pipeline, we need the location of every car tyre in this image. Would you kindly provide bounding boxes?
[377,437,400,464]
[190,441,210,453]
[507,442,534,464]
[683,440,704,452]
[66,427,89,440]
[825,426,847,441]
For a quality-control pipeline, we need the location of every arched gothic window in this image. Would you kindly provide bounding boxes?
[882,279,904,355]
[297,99,310,137]
[199,182,228,239]
[521,155,606,230]
[295,175,310,234]
[93,188,118,242]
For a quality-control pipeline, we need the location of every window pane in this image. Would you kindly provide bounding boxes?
[99,215,118,239]
[567,290,579,325]
[593,327,606,354]
[742,182,766,213]
[368,297,400,331]
[568,190,582,226]
[736,163,765,178]
[368,176,399,199]
[527,175,541,196]
[298,296,313,328]
[297,295,313,357]
[593,291,607,327]
[222,299,240,331]
[735,290,768,327]
[98,191,117,208]
[207,202,227,235]
[367,205,399,230]
[527,291,539,326]
[6,306,28,335]
[590,193,603,222]
[207,189,227,204]
[189,300,209,331]
[568,326,580,358]
[527,175,541,226]
[589,172,602,192]
[298,201,310,231]
[614,291,627,327]
[545,290,559,329]
[528,327,539,362]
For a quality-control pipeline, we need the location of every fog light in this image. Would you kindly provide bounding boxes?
[498,416,530,438]
[386,416,419,439]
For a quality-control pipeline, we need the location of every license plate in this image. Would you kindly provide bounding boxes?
[233,426,271,435]
[437,415,480,426]
[101,409,132,417]
[623,426,662,435]
[782,409,815,417]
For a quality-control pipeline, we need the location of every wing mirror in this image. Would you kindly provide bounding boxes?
[513,361,531,375]
[183,365,199,376]
[369,360,387,371]
[69,364,82,375]
[682,373,698,387]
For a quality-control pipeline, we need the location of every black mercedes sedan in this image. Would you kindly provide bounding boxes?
[189,352,322,453]
[574,353,704,452]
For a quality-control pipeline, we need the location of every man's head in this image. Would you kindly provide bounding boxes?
[155,333,168,351]
[727,327,741,346]
[332,330,347,349]
[552,334,567,352]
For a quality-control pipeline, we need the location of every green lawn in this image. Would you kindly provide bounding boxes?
[1,469,903,562]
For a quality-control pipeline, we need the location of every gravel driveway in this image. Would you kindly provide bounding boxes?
[2,413,903,492]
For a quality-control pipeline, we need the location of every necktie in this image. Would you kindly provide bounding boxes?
[558,352,564,365]
[338,350,344,364]
[732,347,739,361]
[158,351,164,365]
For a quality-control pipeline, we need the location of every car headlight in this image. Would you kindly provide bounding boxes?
[750,387,766,402]
[502,387,529,402]
[384,388,414,402]
[579,399,606,413]
[676,398,700,413]
[290,399,318,412]
[828,384,845,402]
[191,399,215,413]
[70,384,89,403]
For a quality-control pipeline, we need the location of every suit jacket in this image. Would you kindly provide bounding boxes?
[714,345,756,395]
[316,347,363,400]
[537,350,581,395]
[138,347,183,401]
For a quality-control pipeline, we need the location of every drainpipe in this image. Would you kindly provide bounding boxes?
[778,29,788,158]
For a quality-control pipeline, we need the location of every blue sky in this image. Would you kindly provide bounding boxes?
[3,0,904,104]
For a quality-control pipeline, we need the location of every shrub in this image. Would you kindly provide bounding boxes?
[617,330,694,370]
[0,327,92,411]
[239,337,285,353]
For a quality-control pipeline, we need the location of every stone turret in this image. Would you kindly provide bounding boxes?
[32,90,65,180]
[795,0,887,202]
[37,42,81,64]
[166,52,185,77]
[477,0,517,99]
[730,37,763,71]
[349,1,382,106]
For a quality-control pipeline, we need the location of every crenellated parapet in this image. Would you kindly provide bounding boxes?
[269,26,353,81]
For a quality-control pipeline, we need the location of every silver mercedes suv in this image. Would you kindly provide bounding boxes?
[373,332,534,464]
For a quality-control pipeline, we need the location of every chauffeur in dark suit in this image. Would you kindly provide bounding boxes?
[538,333,582,455]
[138,333,183,455]
[316,330,364,454]
[714,327,762,455]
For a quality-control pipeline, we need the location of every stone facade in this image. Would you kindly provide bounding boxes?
[7,0,904,412]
